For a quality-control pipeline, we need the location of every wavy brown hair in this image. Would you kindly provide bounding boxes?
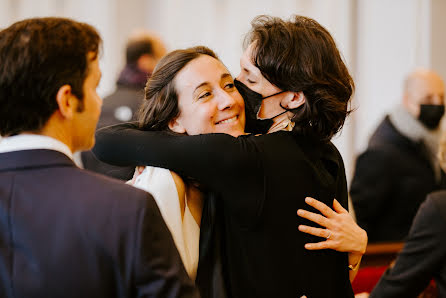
[245,15,354,142]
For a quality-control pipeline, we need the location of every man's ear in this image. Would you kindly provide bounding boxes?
[282,91,306,110]
[168,117,186,134]
[55,85,76,120]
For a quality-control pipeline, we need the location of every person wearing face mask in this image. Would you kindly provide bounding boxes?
[351,69,446,243]
[93,15,366,298]
[354,132,446,298]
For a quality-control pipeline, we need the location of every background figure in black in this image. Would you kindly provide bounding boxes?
[355,132,446,297]
[82,30,167,179]
[98,30,167,129]
[350,69,446,242]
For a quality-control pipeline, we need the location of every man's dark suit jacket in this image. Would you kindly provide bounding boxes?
[351,116,446,242]
[370,190,446,297]
[0,149,198,298]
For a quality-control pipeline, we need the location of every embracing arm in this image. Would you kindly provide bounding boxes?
[93,123,259,194]
[297,197,368,282]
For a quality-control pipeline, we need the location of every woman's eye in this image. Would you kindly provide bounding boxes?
[247,79,256,84]
[198,92,211,99]
[225,83,235,89]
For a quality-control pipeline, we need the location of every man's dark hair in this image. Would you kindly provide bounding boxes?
[245,15,355,142]
[137,46,219,131]
[126,39,154,65]
[0,17,101,136]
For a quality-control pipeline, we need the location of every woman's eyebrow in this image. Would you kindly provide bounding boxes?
[221,73,232,80]
[194,82,209,91]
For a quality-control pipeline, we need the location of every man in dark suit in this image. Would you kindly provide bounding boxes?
[0,17,197,298]
[351,69,446,242]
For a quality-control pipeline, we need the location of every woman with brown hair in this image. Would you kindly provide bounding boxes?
[94,15,366,298]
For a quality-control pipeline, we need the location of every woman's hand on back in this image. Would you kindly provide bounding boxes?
[297,197,367,281]
[297,197,367,254]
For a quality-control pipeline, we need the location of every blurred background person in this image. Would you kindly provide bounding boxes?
[98,29,167,128]
[81,29,167,179]
[355,131,446,298]
[351,69,446,243]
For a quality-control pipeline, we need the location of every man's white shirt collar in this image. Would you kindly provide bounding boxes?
[0,134,74,160]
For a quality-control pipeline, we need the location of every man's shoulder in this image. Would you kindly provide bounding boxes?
[71,167,150,199]
[426,191,446,220]
[362,116,414,155]
[369,116,402,145]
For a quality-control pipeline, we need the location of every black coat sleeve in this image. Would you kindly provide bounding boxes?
[370,195,446,298]
[93,123,265,222]
[133,193,199,298]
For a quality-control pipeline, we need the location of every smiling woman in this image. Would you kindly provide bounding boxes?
[168,55,245,136]
[137,46,245,137]
[129,46,247,283]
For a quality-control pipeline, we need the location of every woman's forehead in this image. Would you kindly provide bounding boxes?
[175,55,231,89]
[240,44,261,76]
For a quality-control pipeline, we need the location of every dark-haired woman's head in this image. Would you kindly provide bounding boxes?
[237,15,354,141]
[138,46,245,137]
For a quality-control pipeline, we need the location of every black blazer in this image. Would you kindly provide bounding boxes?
[350,116,446,242]
[0,149,198,298]
[370,190,446,297]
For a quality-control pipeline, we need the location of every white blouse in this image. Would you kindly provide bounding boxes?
[133,166,200,280]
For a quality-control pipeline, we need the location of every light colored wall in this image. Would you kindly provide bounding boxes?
[353,0,431,155]
[431,0,446,81]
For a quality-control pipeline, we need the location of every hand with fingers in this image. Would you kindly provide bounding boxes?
[297,197,368,281]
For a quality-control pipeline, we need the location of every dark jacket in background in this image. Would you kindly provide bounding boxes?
[0,149,198,298]
[350,116,446,242]
[370,190,446,297]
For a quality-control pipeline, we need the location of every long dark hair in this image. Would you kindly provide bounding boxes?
[245,15,354,141]
[137,46,219,131]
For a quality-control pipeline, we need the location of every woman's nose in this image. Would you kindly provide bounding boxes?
[218,90,236,110]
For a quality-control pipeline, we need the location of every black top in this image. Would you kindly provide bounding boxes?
[0,149,197,298]
[350,116,446,242]
[94,123,354,298]
[370,190,446,297]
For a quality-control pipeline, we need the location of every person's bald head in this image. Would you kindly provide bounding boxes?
[402,69,445,118]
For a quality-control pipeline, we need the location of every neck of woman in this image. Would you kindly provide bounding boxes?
[267,112,295,133]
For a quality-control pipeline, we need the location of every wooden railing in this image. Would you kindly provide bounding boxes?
[360,242,404,268]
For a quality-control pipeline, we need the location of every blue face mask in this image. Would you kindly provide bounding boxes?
[234,79,293,134]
